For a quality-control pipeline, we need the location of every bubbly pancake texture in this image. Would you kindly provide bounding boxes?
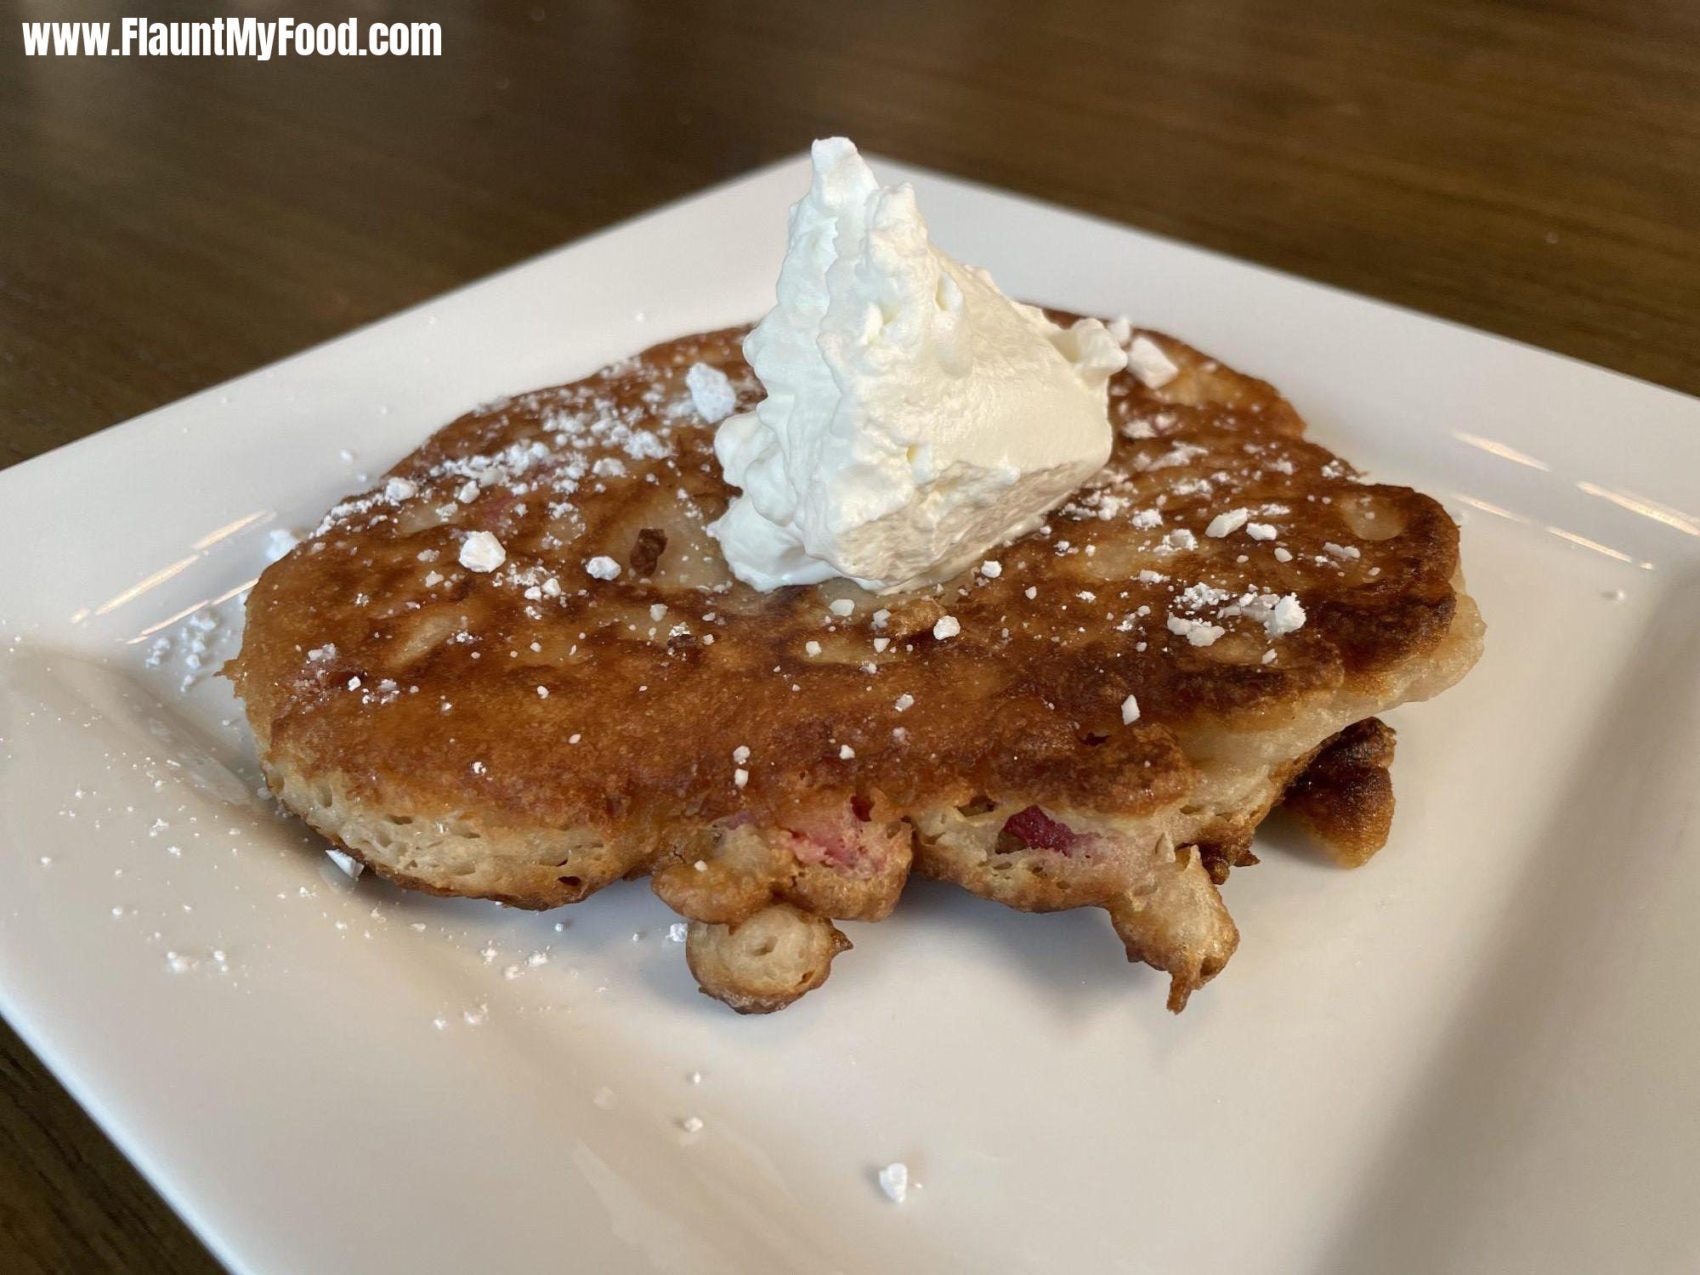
[229,321,1482,1012]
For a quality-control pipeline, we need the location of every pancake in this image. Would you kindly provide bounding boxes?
[228,320,1483,1012]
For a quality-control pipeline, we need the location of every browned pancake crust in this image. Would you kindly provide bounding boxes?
[232,323,1465,905]
[1280,717,1398,866]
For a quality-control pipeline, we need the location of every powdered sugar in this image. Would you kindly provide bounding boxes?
[878,1162,910,1204]
[458,531,506,573]
[1205,508,1249,538]
[685,362,737,423]
[1221,591,1308,638]
[1126,336,1179,388]
[1166,614,1225,646]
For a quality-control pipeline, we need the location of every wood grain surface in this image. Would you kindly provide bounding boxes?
[2,0,1695,1269]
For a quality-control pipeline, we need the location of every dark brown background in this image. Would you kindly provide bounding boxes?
[2,0,1695,1268]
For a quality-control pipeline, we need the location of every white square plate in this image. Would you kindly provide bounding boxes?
[3,154,1697,1275]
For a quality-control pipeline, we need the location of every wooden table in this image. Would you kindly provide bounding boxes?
[2,1,1695,1268]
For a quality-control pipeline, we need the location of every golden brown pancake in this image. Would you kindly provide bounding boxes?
[228,321,1482,1012]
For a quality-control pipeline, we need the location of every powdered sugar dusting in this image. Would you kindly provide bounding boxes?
[459,531,506,573]
[1126,336,1179,388]
[685,362,737,423]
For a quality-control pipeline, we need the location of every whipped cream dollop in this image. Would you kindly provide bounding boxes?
[710,137,1126,593]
